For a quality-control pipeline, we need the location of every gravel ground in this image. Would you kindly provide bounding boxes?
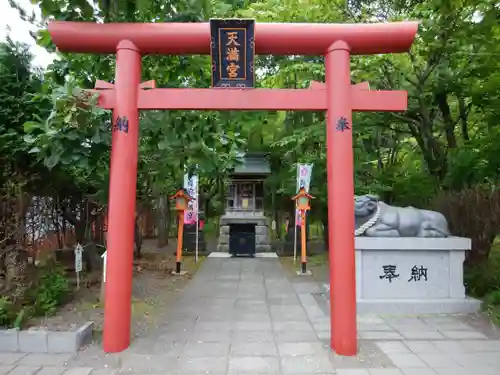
[29,239,205,338]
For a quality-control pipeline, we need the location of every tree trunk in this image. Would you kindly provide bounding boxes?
[94,214,104,245]
[321,211,329,252]
[167,206,173,240]
[458,97,470,141]
[272,188,279,240]
[157,195,168,247]
[61,201,101,272]
[409,124,448,181]
[275,210,281,240]
[134,217,142,258]
[435,91,457,149]
[465,234,496,266]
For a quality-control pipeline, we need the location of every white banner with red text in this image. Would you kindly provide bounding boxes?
[295,163,313,226]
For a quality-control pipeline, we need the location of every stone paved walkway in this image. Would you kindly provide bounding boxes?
[1,255,500,374]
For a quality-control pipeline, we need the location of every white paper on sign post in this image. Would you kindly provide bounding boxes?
[101,251,107,282]
[74,243,83,273]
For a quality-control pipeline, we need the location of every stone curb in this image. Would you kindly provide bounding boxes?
[0,321,93,353]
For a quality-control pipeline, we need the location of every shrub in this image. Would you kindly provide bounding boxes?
[0,259,70,328]
[0,297,14,326]
[433,185,500,265]
[465,262,500,297]
[31,259,70,316]
[484,290,500,306]
[484,290,500,325]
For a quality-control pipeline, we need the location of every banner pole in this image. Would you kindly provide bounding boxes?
[293,202,298,263]
[195,175,199,263]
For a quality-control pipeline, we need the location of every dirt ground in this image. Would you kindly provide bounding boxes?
[30,239,205,338]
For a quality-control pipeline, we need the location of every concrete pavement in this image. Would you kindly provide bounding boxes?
[1,255,500,374]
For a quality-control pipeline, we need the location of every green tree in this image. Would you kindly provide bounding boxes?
[13,0,255,247]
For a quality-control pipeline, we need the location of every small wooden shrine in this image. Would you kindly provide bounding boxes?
[217,153,271,256]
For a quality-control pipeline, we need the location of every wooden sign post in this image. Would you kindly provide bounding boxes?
[292,187,315,275]
[100,251,107,303]
[74,243,84,290]
[169,188,195,275]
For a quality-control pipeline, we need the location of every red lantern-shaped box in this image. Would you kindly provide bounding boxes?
[169,188,195,212]
[292,187,315,211]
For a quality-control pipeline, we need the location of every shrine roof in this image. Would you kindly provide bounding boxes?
[232,153,271,176]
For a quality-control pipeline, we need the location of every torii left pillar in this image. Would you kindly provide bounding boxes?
[103,40,141,352]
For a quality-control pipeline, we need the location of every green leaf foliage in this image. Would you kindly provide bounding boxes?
[1,0,499,265]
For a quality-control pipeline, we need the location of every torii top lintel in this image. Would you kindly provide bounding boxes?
[48,21,418,56]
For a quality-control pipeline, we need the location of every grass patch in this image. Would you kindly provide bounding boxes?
[183,255,207,274]
[465,239,500,325]
[483,291,500,325]
[307,252,328,266]
[279,252,329,283]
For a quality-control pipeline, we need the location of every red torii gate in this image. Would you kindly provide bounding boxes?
[48,20,418,356]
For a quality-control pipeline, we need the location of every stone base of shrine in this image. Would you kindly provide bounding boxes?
[217,214,271,253]
[322,236,482,315]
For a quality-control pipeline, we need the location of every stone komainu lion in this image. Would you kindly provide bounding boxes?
[354,194,450,237]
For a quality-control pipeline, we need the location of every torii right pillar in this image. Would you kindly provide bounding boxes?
[325,41,357,355]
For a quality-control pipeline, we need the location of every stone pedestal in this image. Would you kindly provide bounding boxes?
[183,224,207,253]
[181,211,207,254]
[217,214,271,253]
[323,237,481,314]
